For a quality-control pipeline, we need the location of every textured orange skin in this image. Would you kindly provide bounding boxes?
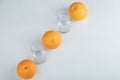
[69,2,88,21]
[17,59,37,79]
[42,30,62,49]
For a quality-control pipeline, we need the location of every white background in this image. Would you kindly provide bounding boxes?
[0,0,120,80]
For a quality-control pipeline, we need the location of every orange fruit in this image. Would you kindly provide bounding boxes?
[69,2,88,21]
[17,59,37,79]
[42,30,62,49]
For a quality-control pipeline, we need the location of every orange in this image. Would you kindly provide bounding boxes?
[17,59,37,79]
[68,2,88,21]
[42,30,62,49]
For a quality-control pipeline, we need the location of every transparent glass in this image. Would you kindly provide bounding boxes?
[31,39,47,65]
[31,46,48,65]
[57,9,71,33]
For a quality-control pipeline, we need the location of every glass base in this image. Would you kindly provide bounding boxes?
[31,46,47,65]
[57,9,71,33]
[58,20,71,33]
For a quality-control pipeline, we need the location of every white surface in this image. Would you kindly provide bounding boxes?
[0,0,120,80]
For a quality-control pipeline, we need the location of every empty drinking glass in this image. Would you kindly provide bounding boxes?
[57,9,71,33]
